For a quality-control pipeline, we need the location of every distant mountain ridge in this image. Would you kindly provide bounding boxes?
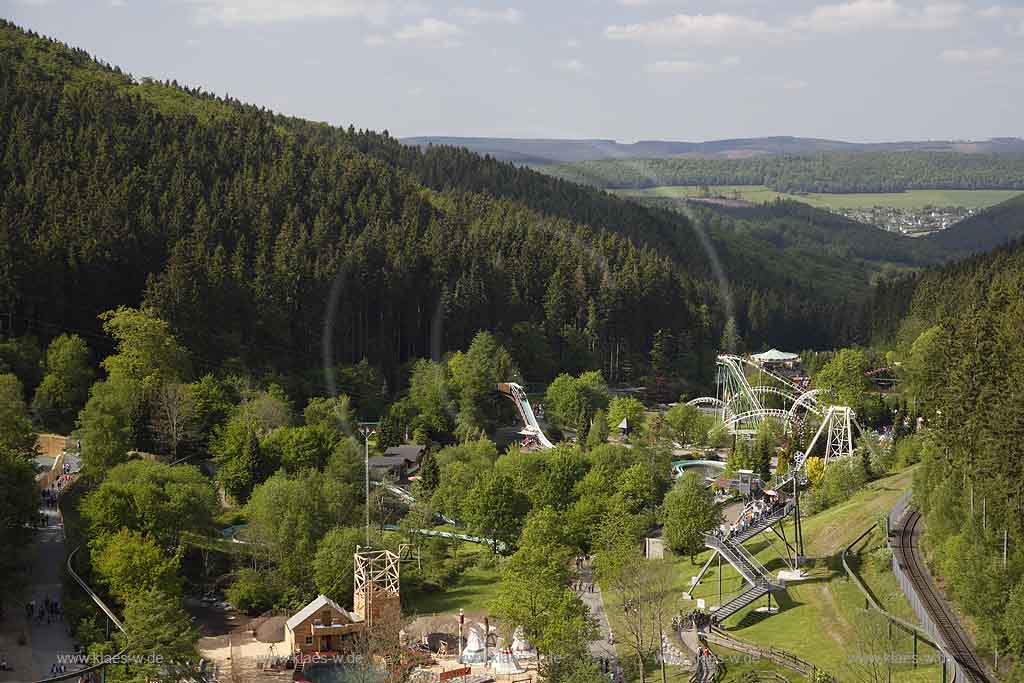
[400,135,1024,165]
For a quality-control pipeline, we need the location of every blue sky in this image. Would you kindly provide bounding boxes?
[3,0,1022,141]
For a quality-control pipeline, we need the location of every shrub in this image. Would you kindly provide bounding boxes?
[227,568,281,615]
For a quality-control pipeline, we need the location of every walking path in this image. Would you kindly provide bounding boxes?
[576,559,619,677]
[25,503,80,680]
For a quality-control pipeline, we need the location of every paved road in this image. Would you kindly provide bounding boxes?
[24,503,80,680]
[577,559,618,675]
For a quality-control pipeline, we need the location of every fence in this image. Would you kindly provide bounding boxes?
[886,495,968,682]
[704,627,815,678]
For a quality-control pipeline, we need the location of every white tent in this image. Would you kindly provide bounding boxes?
[511,627,536,659]
[460,628,487,664]
[750,348,799,363]
[490,649,524,674]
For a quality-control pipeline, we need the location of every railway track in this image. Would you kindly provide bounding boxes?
[895,508,994,683]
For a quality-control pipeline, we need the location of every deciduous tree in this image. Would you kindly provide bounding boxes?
[31,334,95,434]
[662,472,720,560]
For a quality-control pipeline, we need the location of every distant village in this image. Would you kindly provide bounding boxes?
[831,205,977,236]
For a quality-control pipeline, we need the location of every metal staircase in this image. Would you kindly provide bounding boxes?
[705,534,776,586]
[712,584,772,623]
[728,504,793,545]
[702,532,784,623]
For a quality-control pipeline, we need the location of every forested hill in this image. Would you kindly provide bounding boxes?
[868,236,1024,345]
[0,20,716,390]
[866,234,1024,655]
[1,18,883,389]
[920,194,1024,253]
[538,153,1024,193]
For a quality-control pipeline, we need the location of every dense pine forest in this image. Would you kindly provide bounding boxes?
[541,151,1024,193]
[0,20,717,393]
[866,236,1024,673]
[0,19,878,396]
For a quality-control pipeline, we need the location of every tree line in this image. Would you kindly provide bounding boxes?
[541,152,1024,193]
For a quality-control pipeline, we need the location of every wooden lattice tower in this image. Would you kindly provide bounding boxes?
[353,548,400,628]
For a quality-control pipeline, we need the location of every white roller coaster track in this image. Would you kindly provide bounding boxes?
[689,356,817,438]
[687,396,728,410]
[725,408,791,429]
[782,388,824,434]
[746,384,802,404]
[498,382,555,449]
[717,355,764,416]
[724,385,802,418]
[718,354,803,394]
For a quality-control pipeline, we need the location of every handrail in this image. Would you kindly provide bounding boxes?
[706,535,775,587]
[841,519,954,681]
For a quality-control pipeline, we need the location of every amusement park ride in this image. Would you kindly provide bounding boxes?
[496,357,882,627]
[682,354,884,625]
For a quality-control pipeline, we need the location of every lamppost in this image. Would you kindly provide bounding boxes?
[458,608,464,663]
[358,423,377,545]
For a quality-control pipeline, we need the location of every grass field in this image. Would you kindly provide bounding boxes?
[605,466,945,682]
[401,539,504,616]
[613,185,1022,210]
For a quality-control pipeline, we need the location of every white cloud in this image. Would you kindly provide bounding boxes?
[722,55,742,66]
[506,65,523,74]
[393,17,462,46]
[646,60,712,74]
[554,58,584,72]
[567,38,581,48]
[916,3,967,29]
[109,0,127,7]
[794,0,965,32]
[977,5,1024,18]
[453,7,521,24]
[187,0,391,26]
[407,86,424,96]
[605,13,773,44]
[938,47,1008,65]
[782,78,809,89]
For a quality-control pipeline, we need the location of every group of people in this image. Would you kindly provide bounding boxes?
[26,596,63,625]
[595,656,616,676]
[572,555,596,593]
[675,609,713,632]
[726,496,787,539]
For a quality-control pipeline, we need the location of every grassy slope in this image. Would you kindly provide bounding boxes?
[613,186,1022,211]
[400,540,503,616]
[607,467,943,682]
